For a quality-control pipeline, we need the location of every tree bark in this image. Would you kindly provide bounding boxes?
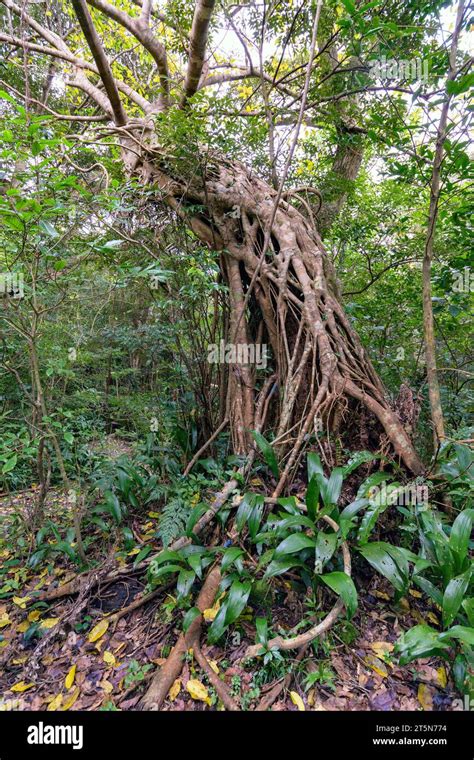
[137,145,423,476]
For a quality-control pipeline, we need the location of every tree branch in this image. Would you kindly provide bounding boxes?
[86,0,170,107]
[71,0,127,126]
[181,0,216,105]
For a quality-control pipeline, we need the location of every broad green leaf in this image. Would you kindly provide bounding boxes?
[320,571,358,619]
[252,431,279,477]
[307,452,324,482]
[413,575,443,608]
[396,625,451,665]
[442,569,472,628]
[440,625,474,647]
[177,569,195,598]
[358,542,409,595]
[306,476,319,521]
[314,531,337,573]
[449,510,473,572]
[274,533,316,558]
[208,580,251,643]
[2,455,17,474]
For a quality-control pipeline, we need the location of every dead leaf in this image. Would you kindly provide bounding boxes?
[47,694,63,711]
[103,651,116,667]
[11,681,35,693]
[12,596,30,609]
[186,678,211,706]
[168,679,181,701]
[88,619,109,643]
[418,683,433,710]
[290,691,305,711]
[364,654,389,678]
[370,641,394,658]
[40,617,59,629]
[0,612,11,628]
[101,679,113,694]
[62,687,80,711]
[436,667,447,689]
[65,664,76,690]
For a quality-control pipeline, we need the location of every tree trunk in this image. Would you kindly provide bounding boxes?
[137,144,423,478]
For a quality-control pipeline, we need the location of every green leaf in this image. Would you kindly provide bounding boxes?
[358,542,409,595]
[248,495,265,540]
[306,476,320,521]
[177,569,195,598]
[255,616,268,645]
[307,452,324,482]
[323,467,343,508]
[64,431,74,445]
[447,73,474,96]
[442,569,472,628]
[462,598,474,627]
[264,557,305,578]
[320,571,358,619]
[342,451,377,476]
[274,533,316,558]
[39,219,59,238]
[396,625,451,665]
[413,575,443,608]
[439,625,474,647]
[208,580,251,643]
[183,607,200,632]
[314,531,337,573]
[449,510,473,571]
[235,493,256,534]
[221,547,245,572]
[133,545,153,566]
[252,431,279,477]
[2,454,17,474]
[103,490,121,524]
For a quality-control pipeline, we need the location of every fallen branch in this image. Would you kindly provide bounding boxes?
[140,565,222,710]
[193,641,240,711]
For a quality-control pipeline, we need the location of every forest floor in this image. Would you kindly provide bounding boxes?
[0,487,461,713]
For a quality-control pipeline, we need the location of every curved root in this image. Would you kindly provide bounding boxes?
[244,514,351,658]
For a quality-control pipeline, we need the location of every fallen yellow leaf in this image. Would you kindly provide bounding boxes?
[0,612,11,629]
[62,687,80,711]
[290,691,305,711]
[186,678,211,706]
[101,679,113,694]
[47,694,63,711]
[12,596,30,609]
[203,599,221,622]
[11,681,35,693]
[370,641,394,658]
[103,651,116,667]
[168,678,181,701]
[418,683,433,711]
[40,618,59,629]
[437,667,447,688]
[65,664,76,689]
[88,619,109,643]
[17,621,29,633]
[208,660,219,675]
[365,654,389,678]
[27,610,41,623]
